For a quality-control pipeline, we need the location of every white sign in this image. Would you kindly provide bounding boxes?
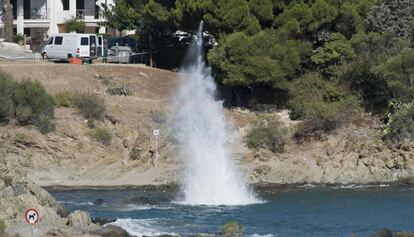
[153,129,159,136]
[25,208,40,225]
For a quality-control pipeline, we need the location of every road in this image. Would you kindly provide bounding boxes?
[0,43,41,61]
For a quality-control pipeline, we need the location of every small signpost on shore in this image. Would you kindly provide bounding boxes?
[153,129,160,167]
[25,208,39,237]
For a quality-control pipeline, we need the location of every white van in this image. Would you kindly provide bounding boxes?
[42,33,104,61]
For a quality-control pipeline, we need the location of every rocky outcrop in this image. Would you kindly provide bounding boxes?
[92,225,132,237]
[248,124,414,185]
[0,167,98,236]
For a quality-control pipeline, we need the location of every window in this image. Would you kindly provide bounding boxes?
[47,37,54,45]
[62,0,69,11]
[98,37,102,46]
[80,37,89,46]
[54,36,63,45]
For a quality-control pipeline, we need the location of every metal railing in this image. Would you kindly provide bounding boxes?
[24,8,50,20]
[76,8,101,19]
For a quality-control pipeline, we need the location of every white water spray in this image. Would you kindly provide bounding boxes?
[171,22,260,205]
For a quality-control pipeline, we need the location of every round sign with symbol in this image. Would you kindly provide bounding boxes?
[153,129,160,136]
[25,208,40,225]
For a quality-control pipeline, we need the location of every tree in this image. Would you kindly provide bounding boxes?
[208,30,311,88]
[366,0,414,46]
[373,49,414,102]
[3,0,14,42]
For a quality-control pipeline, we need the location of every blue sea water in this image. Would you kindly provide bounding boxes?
[49,186,414,237]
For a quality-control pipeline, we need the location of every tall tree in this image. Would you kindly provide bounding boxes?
[3,0,14,42]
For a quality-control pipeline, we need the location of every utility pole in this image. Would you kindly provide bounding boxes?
[149,33,153,67]
[3,0,14,42]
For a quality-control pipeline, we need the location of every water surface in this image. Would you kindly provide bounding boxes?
[49,186,414,237]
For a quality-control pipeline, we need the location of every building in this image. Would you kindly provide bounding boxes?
[0,0,115,50]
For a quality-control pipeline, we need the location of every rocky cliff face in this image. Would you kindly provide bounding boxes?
[244,119,414,185]
[0,166,99,236]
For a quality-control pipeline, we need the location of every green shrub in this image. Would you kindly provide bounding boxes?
[0,72,17,123]
[63,18,85,33]
[54,91,74,107]
[92,127,112,146]
[221,221,244,237]
[12,80,55,133]
[150,110,166,124]
[0,219,5,232]
[288,73,357,120]
[87,119,96,129]
[246,115,288,153]
[382,100,414,145]
[129,146,141,160]
[73,93,106,120]
[106,83,132,96]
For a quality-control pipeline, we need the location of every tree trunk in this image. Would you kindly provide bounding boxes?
[3,0,14,42]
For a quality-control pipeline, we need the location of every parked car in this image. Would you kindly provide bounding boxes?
[107,45,132,64]
[107,37,139,52]
[42,33,104,61]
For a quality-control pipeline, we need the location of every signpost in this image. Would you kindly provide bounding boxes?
[153,129,159,167]
[25,208,39,237]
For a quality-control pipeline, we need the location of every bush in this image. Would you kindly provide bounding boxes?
[150,110,166,124]
[73,93,106,120]
[0,72,17,123]
[0,74,55,133]
[87,119,95,129]
[221,221,244,237]
[54,91,74,107]
[12,80,55,133]
[0,219,5,233]
[288,73,357,120]
[129,146,141,160]
[106,83,132,96]
[382,101,414,145]
[92,127,112,146]
[63,18,85,33]
[246,115,288,153]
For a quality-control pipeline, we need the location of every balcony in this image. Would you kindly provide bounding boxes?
[76,8,101,20]
[24,8,50,20]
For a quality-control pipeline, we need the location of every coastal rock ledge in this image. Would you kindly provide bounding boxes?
[0,167,100,237]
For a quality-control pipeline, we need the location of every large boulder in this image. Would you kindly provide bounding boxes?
[396,232,414,237]
[369,228,393,237]
[67,210,93,229]
[122,196,160,205]
[92,225,132,237]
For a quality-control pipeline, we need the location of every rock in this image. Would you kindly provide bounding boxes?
[253,165,272,178]
[396,232,414,237]
[94,198,105,205]
[143,235,179,237]
[253,149,272,162]
[92,225,132,237]
[122,196,160,205]
[369,228,393,237]
[0,169,74,236]
[92,217,116,226]
[67,210,92,228]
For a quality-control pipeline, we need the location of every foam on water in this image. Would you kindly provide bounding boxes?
[170,21,260,206]
[109,218,177,237]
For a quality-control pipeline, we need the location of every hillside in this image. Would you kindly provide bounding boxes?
[0,62,414,189]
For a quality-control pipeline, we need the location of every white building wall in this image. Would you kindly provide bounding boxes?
[0,0,114,36]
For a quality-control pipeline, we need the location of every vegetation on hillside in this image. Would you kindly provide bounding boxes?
[0,72,55,134]
[102,0,414,147]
